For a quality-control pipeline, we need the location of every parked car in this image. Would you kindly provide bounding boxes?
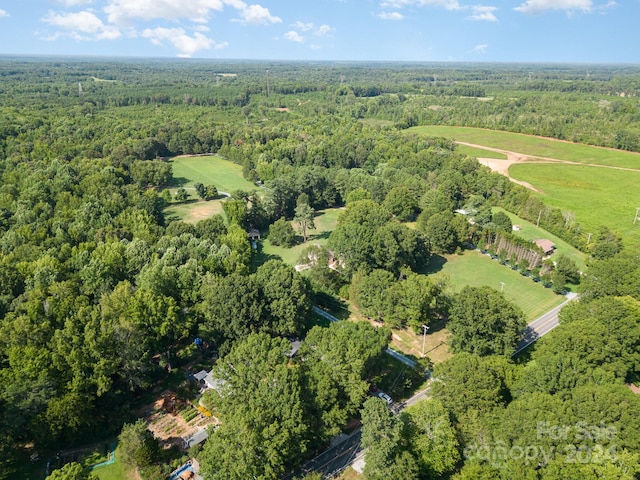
[377,391,393,405]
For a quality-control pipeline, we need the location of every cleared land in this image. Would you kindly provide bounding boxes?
[260,208,342,266]
[409,126,640,169]
[509,164,640,250]
[492,207,588,272]
[165,198,224,224]
[428,250,565,321]
[170,155,256,192]
[457,144,508,160]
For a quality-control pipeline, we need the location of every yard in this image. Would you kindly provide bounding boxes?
[427,249,565,321]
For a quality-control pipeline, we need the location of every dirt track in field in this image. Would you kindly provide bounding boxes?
[459,141,640,193]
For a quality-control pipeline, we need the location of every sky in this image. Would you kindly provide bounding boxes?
[0,0,638,62]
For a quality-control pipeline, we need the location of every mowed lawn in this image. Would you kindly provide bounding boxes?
[429,250,565,321]
[409,126,640,169]
[260,208,342,266]
[492,207,588,272]
[509,163,640,251]
[170,155,256,192]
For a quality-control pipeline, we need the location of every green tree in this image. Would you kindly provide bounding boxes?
[117,419,160,469]
[491,210,513,232]
[404,399,460,478]
[268,217,296,247]
[204,184,218,200]
[420,212,459,254]
[294,194,315,242]
[448,286,526,356]
[46,462,98,480]
[194,182,206,199]
[555,254,580,284]
[174,187,188,202]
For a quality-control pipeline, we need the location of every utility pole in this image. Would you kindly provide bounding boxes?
[586,232,592,244]
[634,207,640,225]
[421,324,430,356]
[500,281,505,292]
[536,209,542,227]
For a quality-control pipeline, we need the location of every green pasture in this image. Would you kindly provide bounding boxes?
[492,207,588,271]
[170,156,256,193]
[456,144,507,160]
[410,126,640,169]
[259,208,342,266]
[510,164,640,251]
[428,250,565,321]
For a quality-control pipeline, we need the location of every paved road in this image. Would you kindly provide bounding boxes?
[282,384,432,479]
[512,292,579,356]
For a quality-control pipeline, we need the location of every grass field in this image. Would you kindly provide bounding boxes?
[165,198,224,224]
[428,250,565,321]
[259,207,342,266]
[509,164,640,250]
[170,155,256,192]
[409,126,640,169]
[457,144,508,160]
[492,207,588,271]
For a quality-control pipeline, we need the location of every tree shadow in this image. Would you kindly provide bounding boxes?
[170,176,190,187]
[424,254,448,274]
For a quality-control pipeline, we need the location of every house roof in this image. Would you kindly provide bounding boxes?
[193,370,208,382]
[183,429,209,449]
[535,239,556,253]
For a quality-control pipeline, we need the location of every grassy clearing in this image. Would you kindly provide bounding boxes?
[457,144,508,160]
[165,198,224,224]
[170,156,256,192]
[509,164,640,251]
[428,250,565,321]
[259,208,342,267]
[337,467,364,480]
[492,207,588,271]
[94,455,132,480]
[409,126,640,169]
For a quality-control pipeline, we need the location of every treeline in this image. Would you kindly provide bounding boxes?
[360,251,640,480]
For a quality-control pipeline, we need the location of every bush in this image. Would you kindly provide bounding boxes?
[268,217,296,247]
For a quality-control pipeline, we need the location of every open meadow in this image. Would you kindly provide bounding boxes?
[456,143,507,160]
[410,125,640,168]
[509,164,640,250]
[428,250,565,321]
[170,155,256,193]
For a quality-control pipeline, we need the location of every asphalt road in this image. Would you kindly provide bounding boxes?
[513,292,579,356]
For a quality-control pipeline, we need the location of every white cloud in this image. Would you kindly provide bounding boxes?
[57,0,94,6]
[193,25,210,32]
[42,10,121,40]
[292,21,314,31]
[0,9,8,18]
[142,27,224,56]
[105,0,225,24]
[378,11,405,20]
[467,5,497,21]
[284,30,304,42]
[234,4,282,25]
[380,0,461,11]
[514,0,593,14]
[314,24,333,36]
[472,43,488,53]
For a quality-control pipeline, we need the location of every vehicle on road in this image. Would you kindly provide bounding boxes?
[376,392,393,405]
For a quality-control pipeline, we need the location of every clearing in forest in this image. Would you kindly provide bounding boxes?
[170,155,256,193]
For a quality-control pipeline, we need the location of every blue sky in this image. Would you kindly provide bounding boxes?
[0,0,637,62]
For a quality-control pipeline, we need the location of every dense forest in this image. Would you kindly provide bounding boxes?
[0,58,639,480]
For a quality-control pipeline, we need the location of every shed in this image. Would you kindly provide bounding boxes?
[535,239,556,255]
[247,228,261,241]
[182,429,209,449]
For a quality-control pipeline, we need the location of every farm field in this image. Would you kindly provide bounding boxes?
[457,144,507,160]
[410,126,640,169]
[428,250,565,321]
[492,207,588,271]
[509,164,640,251]
[260,207,342,266]
[170,155,256,193]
